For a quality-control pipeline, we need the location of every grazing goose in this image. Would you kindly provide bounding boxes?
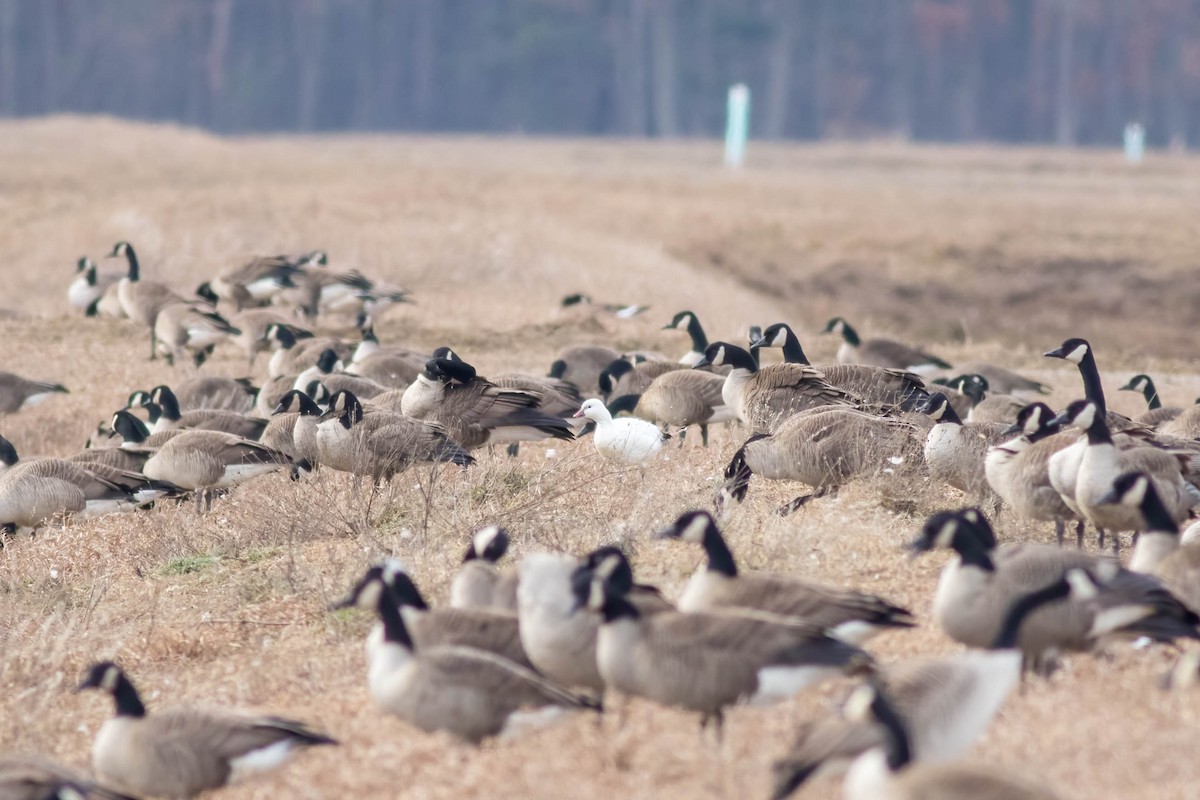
[920,392,1009,508]
[451,525,519,611]
[560,293,648,319]
[771,571,1072,799]
[724,407,920,512]
[696,342,858,433]
[152,378,258,414]
[822,317,952,375]
[941,374,1024,424]
[597,357,684,400]
[547,344,622,398]
[752,322,930,411]
[1107,472,1200,612]
[608,367,737,447]
[0,372,68,414]
[334,562,532,670]
[152,301,240,366]
[342,573,599,743]
[142,430,291,509]
[911,509,1199,667]
[984,403,1083,546]
[265,389,323,466]
[264,324,352,379]
[574,398,669,464]
[663,310,713,365]
[205,254,300,309]
[75,662,335,800]
[1054,399,1199,546]
[655,510,914,643]
[226,309,307,367]
[108,241,187,361]
[144,386,267,439]
[1119,374,1185,428]
[0,756,135,800]
[401,358,574,449]
[574,563,869,737]
[838,680,1064,800]
[68,256,122,317]
[316,390,473,479]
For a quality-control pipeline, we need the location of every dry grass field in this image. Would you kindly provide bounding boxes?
[2,116,1200,799]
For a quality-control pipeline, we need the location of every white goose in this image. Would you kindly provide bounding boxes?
[574,398,668,464]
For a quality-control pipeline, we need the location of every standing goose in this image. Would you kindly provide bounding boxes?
[597,357,684,400]
[574,563,870,736]
[574,398,669,464]
[1107,472,1200,612]
[75,662,335,800]
[315,390,473,479]
[696,342,859,433]
[142,430,291,509]
[0,372,68,414]
[771,571,1074,799]
[838,680,1064,800]
[752,322,930,411]
[607,369,736,447]
[265,389,323,466]
[451,525,519,611]
[941,374,1025,424]
[68,256,122,317]
[723,407,920,512]
[984,402,1083,546]
[108,241,186,361]
[1119,374,1185,428]
[401,358,574,449]
[547,345,622,398]
[911,509,1199,666]
[151,301,241,367]
[920,392,1009,509]
[341,573,599,743]
[655,510,914,642]
[822,317,952,375]
[663,310,713,365]
[334,562,533,670]
[206,254,300,308]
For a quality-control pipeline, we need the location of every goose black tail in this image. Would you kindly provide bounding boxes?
[724,432,770,504]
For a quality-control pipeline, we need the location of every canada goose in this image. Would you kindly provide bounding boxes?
[598,357,685,400]
[288,252,410,321]
[265,389,323,465]
[264,323,351,379]
[316,390,473,478]
[142,389,268,440]
[697,342,858,433]
[75,662,335,799]
[573,545,676,615]
[771,571,1073,799]
[936,360,1051,397]
[723,407,920,512]
[607,369,735,447]
[401,358,574,449]
[1157,404,1200,439]
[345,326,426,389]
[560,293,648,319]
[150,378,257,414]
[574,398,668,464]
[941,374,1025,424]
[984,402,1083,546]
[911,509,1199,666]
[516,552,607,692]
[68,256,122,317]
[0,372,68,413]
[837,680,1064,800]
[0,756,135,800]
[151,301,240,367]
[1053,399,1199,545]
[663,310,713,365]
[106,409,183,449]
[752,323,930,411]
[547,344,622,397]
[226,309,308,367]
[334,562,533,669]
[655,510,914,642]
[108,241,186,361]
[428,346,583,425]
[340,573,599,743]
[207,254,300,309]
[142,430,291,508]
[451,525,519,611]
[1119,373,1185,428]
[920,392,1009,508]
[574,563,870,736]
[1106,471,1200,612]
[298,355,390,402]
[1043,337,1149,434]
[822,317,952,375]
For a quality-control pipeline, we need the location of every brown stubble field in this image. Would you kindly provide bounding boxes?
[2,116,1200,799]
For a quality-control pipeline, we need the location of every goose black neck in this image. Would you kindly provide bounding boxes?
[1084,413,1113,445]
[687,317,708,352]
[951,528,995,572]
[1076,350,1107,417]
[840,321,861,347]
[607,394,641,416]
[869,689,912,771]
[935,398,963,425]
[1140,487,1180,536]
[702,524,738,577]
[114,411,150,443]
[989,577,1070,649]
[111,673,147,718]
[390,573,430,611]
[780,328,810,364]
[1139,377,1162,409]
[156,390,181,421]
[123,245,140,282]
[598,593,641,623]
[374,589,414,650]
[142,402,163,425]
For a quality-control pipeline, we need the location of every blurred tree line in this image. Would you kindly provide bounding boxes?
[0,0,1197,147]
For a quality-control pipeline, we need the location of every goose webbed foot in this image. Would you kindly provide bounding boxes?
[506,443,520,457]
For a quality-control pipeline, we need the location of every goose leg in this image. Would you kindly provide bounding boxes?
[778,486,836,516]
[1054,518,1065,547]
[1075,520,1085,549]
[506,443,520,457]
[1111,531,1120,556]
[700,424,709,448]
[149,328,158,361]
[1096,527,1105,551]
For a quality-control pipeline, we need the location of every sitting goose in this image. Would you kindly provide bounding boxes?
[695,342,858,433]
[940,374,1025,424]
[656,510,914,643]
[1107,472,1200,613]
[451,525,519,611]
[142,430,292,510]
[547,344,622,399]
[143,386,267,440]
[75,662,335,799]
[822,317,952,375]
[151,301,240,367]
[1119,373,1186,428]
[920,392,1009,509]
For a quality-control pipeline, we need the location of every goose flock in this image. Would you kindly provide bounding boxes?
[1,241,1198,799]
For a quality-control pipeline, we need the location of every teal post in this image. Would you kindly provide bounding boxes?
[725,84,750,168]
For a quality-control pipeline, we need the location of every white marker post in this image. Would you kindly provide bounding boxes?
[725,84,750,168]
[1124,122,1145,164]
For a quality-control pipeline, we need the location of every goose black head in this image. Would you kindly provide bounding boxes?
[579,546,637,596]
[300,250,328,267]
[695,342,754,371]
[75,661,125,693]
[946,374,988,404]
[266,323,297,350]
[108,241,131,258]
[910,508,996,558]
[464,525,510,563]
[598,358,634,395]
[920,392,958,423]
[110,410,151,444]
[655,509,718,545]
[0,435,18,468]
[318,390,363,428]
[663,310,696,331]
[1120,374,1153,393]
[195,282,219,305]
[1003,402,1058,438]
[562,293,591,307]
[1053,399,1100,432]
[314,348,340,374]
[431,346,465,364]
[754,322,794,350]
[75,256,93,274]
[274,389,321,417]
[1044,337,1091,365]
[427,357,476,385]
[1098,471,1151,509]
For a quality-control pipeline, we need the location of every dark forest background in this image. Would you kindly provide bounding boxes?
[1,0,1197,146]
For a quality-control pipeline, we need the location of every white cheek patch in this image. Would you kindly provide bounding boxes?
[1066,344,1088,364]
[682,515,709,542]
[843,684,875,722]
[1075,404,1097,431]
[771,329,788,347]
[1126,477,1149,507]
[473,525,500,553]
[713,346,726,365]
[358,580,383,609]
[934,521,957,549]
[101,667,120,692]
